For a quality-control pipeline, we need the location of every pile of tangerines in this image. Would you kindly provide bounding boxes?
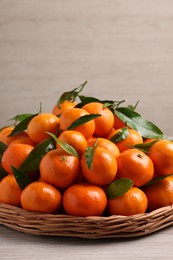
[0,82,173,217]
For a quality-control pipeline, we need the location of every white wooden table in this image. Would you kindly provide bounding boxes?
[0,224,173,260]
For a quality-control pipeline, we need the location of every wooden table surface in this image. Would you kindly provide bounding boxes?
[1,1,173,259]
[0,224,173,260]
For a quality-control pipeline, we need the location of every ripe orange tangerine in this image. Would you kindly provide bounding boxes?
[27,113,60,143]
[108,128,143,152]
[57,130,87,158]
[21,181,62,213]
[63,182,107,217]
[87,137,120,159]
[149,139,173,176]
[52,100,77,115]
[1,143,34,175]
[0,126,28,146]
[0,175,22,207]
[9,135,36,147]
[82,102,114,137]
[114,114,126,129]
[108,187,148,216]
[59,107,95,140]
[143,177,173,211]
[81,146,117,186]
[40,149,80,190]
[117,149,154,187]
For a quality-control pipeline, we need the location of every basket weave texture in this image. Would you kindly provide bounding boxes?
[0,203,173,238]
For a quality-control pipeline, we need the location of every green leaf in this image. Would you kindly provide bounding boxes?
[142,174,173,188]
[127,100,140,111]
[102,100,126,110]
[76,95,125,110]
[20,137,55,173]
[57,81,87,108]
[110,127,129,143]
[0,141,8,163]
[0,166,8,181]
[127,140,158,154]
[106,178,134,199]
[67,114,101,130]
[79,95,101,103]
[8,113,34,122]
[114,107,166,139]
[46,132,79,159]
[103,102,114,108]
[85,146,96,170]
[76,95,102,108]
[8,113,38,137]
[12,166,32,190]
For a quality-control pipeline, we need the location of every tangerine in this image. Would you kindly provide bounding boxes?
[143,177,173,211]
[21,181,62,213]
[27,113,59,143]
[108,187,148,216]
[88,137,120,159]
[114,114,126,129]
[52,100,77,115]
[81,146,117,186]
[117,149,154,187]
[40,149,80,190]
[82,102,114,137]
[149,139,173,176]
[57,130,87,158]
[9,135,36,147]
[108,128,143,152]
[0,175,22,207]
[59,107,95,140]
[1,143,34,175]
[63,182,107,217]
[0,126,28,146]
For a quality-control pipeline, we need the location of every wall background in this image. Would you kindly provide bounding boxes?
[0,0,173,136]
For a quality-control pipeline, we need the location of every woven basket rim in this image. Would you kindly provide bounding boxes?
[0,203,173,239]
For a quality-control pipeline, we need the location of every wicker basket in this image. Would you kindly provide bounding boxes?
[0,203,173,238]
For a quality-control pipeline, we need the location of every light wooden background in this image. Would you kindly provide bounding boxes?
[0,0,173,136]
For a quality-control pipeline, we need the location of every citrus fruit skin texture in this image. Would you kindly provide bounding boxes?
[57,130,87,158]
[108,187,148,216]
[116,149,154,187]
[0,127,28,146]
[1,143,34,175]
[149,139,173,176]
[52,100,77,116]
[108,128,143,152]
[40,149,80,190]
[88,137,120,159]
[63,183,107,217]
[82,102,114,137]
[27,113,60,144]
[143,177,173,212]
[81,146,117,186]
[9,135,36,147]
[21,181,62,213]
[59,107,95,140]
[114,114,126,130]
[0,175,22,207]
